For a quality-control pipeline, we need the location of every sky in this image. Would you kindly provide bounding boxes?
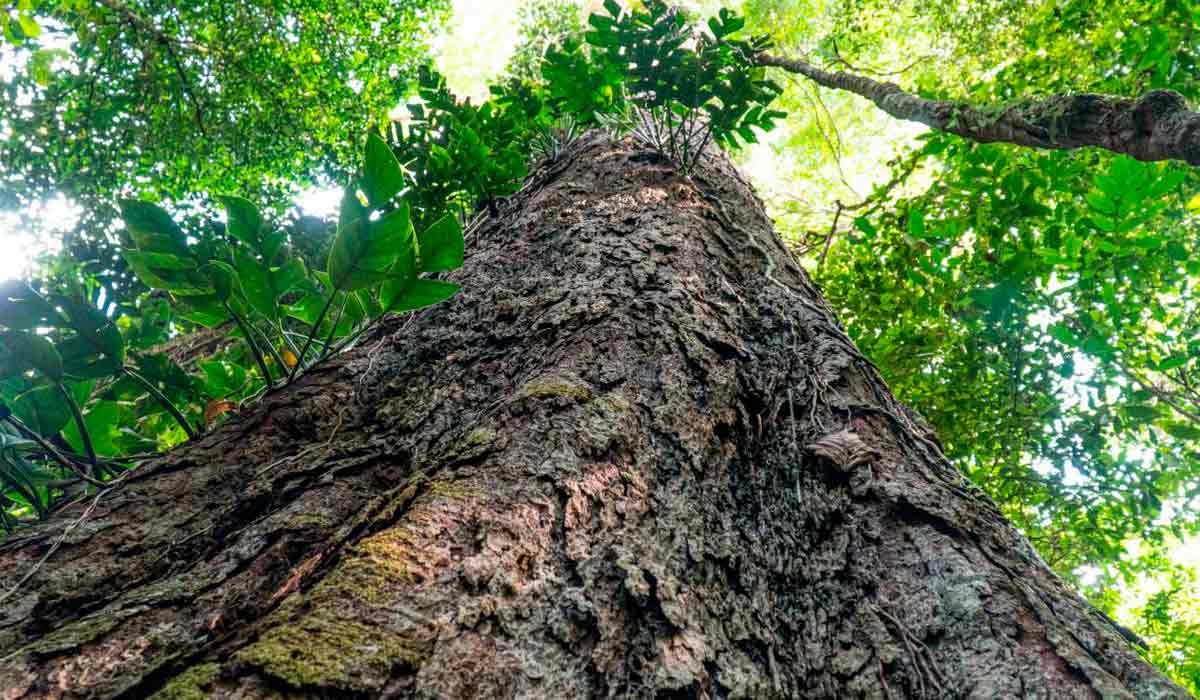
[436,0,526,103]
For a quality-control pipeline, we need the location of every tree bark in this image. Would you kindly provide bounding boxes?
[757,52,1200,166]
[0,134,1187,699]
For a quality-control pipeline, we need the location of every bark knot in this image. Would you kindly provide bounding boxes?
[1133,89,1189,133]
[805,429,877,473]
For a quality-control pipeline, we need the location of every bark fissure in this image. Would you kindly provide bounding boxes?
[0,133,1187,699]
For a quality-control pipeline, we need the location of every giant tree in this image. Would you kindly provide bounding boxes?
[0,1,1195,697]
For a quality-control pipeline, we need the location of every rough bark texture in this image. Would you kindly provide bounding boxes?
[757,53,1200,166]
[0,134,1188,699]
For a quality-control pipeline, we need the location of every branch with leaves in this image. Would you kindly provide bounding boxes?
[756,53,1200,166]
[0,132,466,531]
[93,0,207,132]
[585,1,785,174]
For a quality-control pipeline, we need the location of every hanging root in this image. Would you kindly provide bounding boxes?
[874,603,946,699]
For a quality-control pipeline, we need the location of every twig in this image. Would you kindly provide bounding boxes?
[3,416,107,488]
[818,200,844,270]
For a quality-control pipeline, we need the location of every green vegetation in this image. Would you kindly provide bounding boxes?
[1,0,1198,691]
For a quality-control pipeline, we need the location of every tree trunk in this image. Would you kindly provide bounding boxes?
[0,134,1186,699]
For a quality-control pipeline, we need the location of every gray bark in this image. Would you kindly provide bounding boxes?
[757,52,1200,166]
[0,133,1187,699]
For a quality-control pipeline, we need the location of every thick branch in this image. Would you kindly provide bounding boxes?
[757,53,1200,165]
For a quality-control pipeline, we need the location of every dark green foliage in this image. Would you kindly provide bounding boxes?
[0,1,784,531]
[505,0,582,83]
[0,131,468,528]
[585,0,784,172]
[2,0,1197,689]
[824,140,1200,581]
[0,0,450,309]
[390,66,532,229]
[736,0,1200,684]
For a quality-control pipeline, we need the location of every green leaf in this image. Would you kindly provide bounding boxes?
[417,215,465,273]
[384,279,461,313]
[57,337,122,379]
[356,288,384,320]
[378,238,417,311]
[1082,334,1114,359]
[119,199,189,257]
[285,292,327,326]
[853,217,877,240]
[361,133,405,208]
[1157,356,1188,371]
[175,295,231,328]
[0,282,61,330]
[707,8,745,38]
[63,400,119,457]
[16,11,40,39]
[123,250,214,295]
[328,198,412,292]
[200,360,247,399]
[235,247,308,322]
[1,330,63,382]
[202,261,240,302]
[908,209,927,239]
[221,195,265,250]
[1162,422,1200,441]
[54,295,126,369]
[1050,323,1080,348]
[1123,404,1157,421]
[1091,214,1117,232]
[233,247,278,320]
[11,385,70,437]
[1147,168,1186,198]
[273,258,308,295]
[131,354,197,401]
[1086,191,1116,215]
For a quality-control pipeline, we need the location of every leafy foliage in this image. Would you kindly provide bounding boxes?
[504,0,583,83]
[389,66,533,228]
[586,0,785,172]
[2,0,1198,690]
[0,0,785,535]
[0,133,466,528]
[0,0,450,309]
[740,0,1200,690]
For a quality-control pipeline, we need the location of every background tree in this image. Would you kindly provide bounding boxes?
[0,0,450,307]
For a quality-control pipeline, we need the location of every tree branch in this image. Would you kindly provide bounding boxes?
[756,53,1200,166]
